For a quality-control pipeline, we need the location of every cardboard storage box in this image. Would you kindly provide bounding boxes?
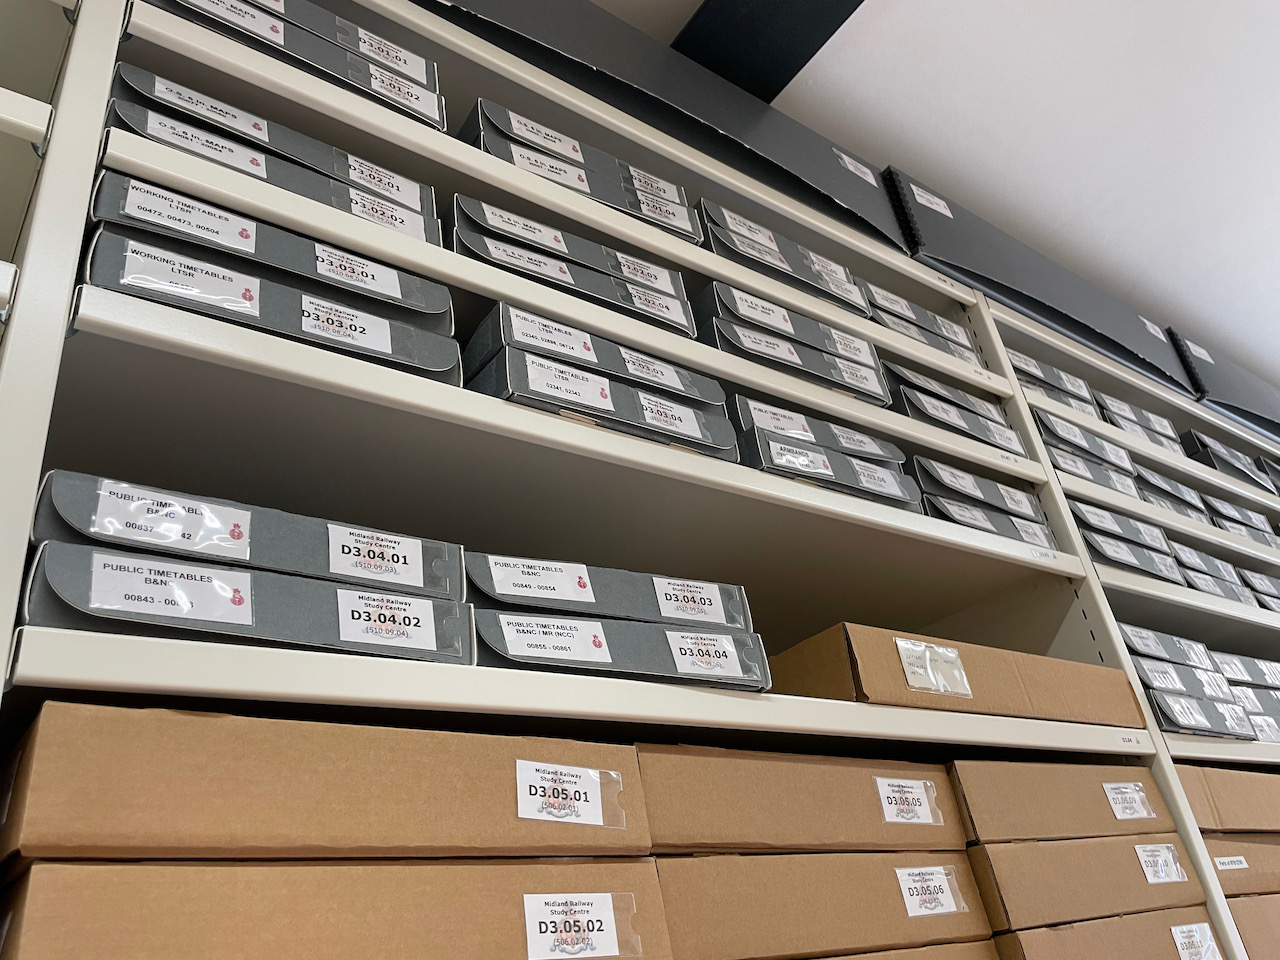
[970,833,1203,930]
[950,760,1173,842]
[637,744,965,853]
[1177,763,1280,831]
[1205,834,1280,896]
[858,945,998,960]
[3,858,670,960]
[1,701,650,858]
[33,470,465,599]
[1229,892,1280,957]
[657,852,989,960]
[993,906,1218,960]
[768,623,1145,727]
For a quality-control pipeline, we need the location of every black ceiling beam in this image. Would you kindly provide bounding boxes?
[672,0,866,104]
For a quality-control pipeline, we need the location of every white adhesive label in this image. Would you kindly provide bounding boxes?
[895,638,972,697]
[488,556,596,603]
[729,287,793,334]
[121,240,260,317]
[1058,370,1091,399]
[1103,782,1158,820]
[481,203,567,254]
[930,312,971,347]
[830,424,885,456]
[90,551,253,623]
[314,243,402,298]
[614,251,676,296]
[501,616,612,663]
[834,147,877,185]
[1107,469,1140,497]
[666,631,744,678]
[510,308,596,363]
[1171,923,1221,960]
[876,778,941,824]
[1212,653,1252,682]
[725,230,792,271]
[722,209,778,251]
[485,237,574,282]
[821,273,869,310]
[92,480,251,559]
[152,76,269,141]
[368,64,440,122]
[942,499,997,532]
[1170,542,1206,570]
[1122,624,1166,658]
[1164,694,1211,729]
[968,396,1005,424]
[186,0,284,43]
[932,463,983,500]
[123,180,256,252]
[1185,571,1224,596]
[747,400,813,440]
[1141,316,1167,340]
[635,192,694,233]
[769,440,833,477]
[626,165,681,203]
[356,27,429,85]
[653,578,727,624]
[910,183,953,217]
[1136,844,1188,884]
[997,484,1035,517]
[300,295,392,354]
[881,317,928,348]
[1047,414,1088,447]
[523,894,619,960]
[1012,517,1053,548]
[1006,349,1043,379]
[1101,395,1137,421]
[508,111,582,163]
[1132,520,1168,551]
[347,155,420,211]
[336,589,436,650]
[510,144,591,193]
[1098,438,1133,471]
[1214,856,1249,871]
[896,866,962,916]
[624,283,688,328]
[985,421,1025,454]
[1052,450,1090,477]
[866,283,914,318]
[145,112,266,177]
[1077,502,1122,534]
[807,249,850,284]
[733,324,801,365]
[1177,640,1215,671]
[1093,534,1139,566]
[638,392,703,440]
[1143,660,1186,692]
[618,347,682,390]
[327,524,423,587]
[1187,341,1214,363]
[525,354,614,411]
[1195,668,1232,701]
[914,392,968,430]
[833,357,885,398]
[516,760,611,825]
[827,328,875,366]
[348,187,426,240]
[850,457,904,497]
[1253,715,1280,742]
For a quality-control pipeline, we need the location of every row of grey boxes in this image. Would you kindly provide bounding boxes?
[1119,622,1280,742]
[25,471,769,691]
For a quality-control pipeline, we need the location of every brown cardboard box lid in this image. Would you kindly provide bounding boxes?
[1,702,650,859]
[637,743,965,853]
[656,851,990,960]
[994,906,1217,960]
[771,624,1144,728]
[834,944,998,960]
[5,858,671,960]
[950,760,1174,842]
[1229,893,1280,958]
[970,833,1204,931]
[1206,834,1280,896]
[1174,763,1280,832]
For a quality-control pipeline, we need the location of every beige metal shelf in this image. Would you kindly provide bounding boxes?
[1163,733,1280,766]
[0,85,52,147]
[0,261,16,315]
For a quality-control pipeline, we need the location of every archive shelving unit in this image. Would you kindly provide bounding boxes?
[0,0,1274,956]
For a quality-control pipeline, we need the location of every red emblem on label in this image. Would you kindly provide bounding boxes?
[252,122,264,131]
[559,266,568,274]
[250,157,261,166]
[577,174,586,183]
[599,388,609,400]
[269,23,280,32]
[238,228,251,240]
[241,288,254,302]
[577,576,588,589]
[229,523,244,541]
[230,588,245,606]
[592,636,603,648]
[572,145,580,154]
[582,342,592,353]
[553,235,562,243]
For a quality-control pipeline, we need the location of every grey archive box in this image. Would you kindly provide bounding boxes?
[897,386,1026,456]
[1034,409,1134,474]
[86,225,460,379]
[453,218,696,337]
[874,307,984,369]
[700,200,869,315]
[461,101,701,243]
[23,540,474,664]
[739,427,922,513]
[1018,376,1103,419]
[468,347,738,460]
[912,457,1043,522]
[91,171,454,328]
[465,551,752,631]
[1118,623,1215,670]
[1148,689,1254,739]
[731,395,904,465]
[696,281,881,369]
[1168,539,1241,585]
[107,99,442,247]
[114,64,437,218]
[457,196,686,299]
[463,303,724,408]
[1067,499,1170,554]
[882,362,1007,425]
[858,279,973,349]
[32,470,465,600]
[1132,655,1235,704]
[1183,430,1277,493]
[1082,530,1185,584]
[1241,568,1280,599]
[700,316,887,407]
[1216,517,1280,550]
[1103,410,1183,455]
[1181,569,1258,607]
[1203,494,1272,534]
[922,495,1056,551]
[1210,650,1280,690]
[1045,445,1142,500]
[1140,489,1212,527]
[1136,465,1206,511]
[1092,390,1178,440]
[147,0,446,129]
[1005,348,1094,403]
[472,608,768,691]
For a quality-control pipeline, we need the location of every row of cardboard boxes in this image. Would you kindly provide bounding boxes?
[0,700,1226,960]
[21,469,1143,728]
